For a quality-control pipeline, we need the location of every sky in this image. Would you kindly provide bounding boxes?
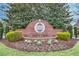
[0,3,9,20]
[69,3,79,25]
[0,3,79,25]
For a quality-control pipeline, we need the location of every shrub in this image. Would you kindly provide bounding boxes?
[5,26,9,34]
[14,31,22,40]
[0,27,3,39]
[56,32,70,41]
[67,25,73,38]
[74,27,78,38]
[6,31,22,42]
[78,29,79,35]
[0,22,3,39]
[47,39,52,45]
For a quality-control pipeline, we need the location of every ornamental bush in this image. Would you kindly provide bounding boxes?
[6,31,22,42]
[56,32,70,41]
[14,31,22,40]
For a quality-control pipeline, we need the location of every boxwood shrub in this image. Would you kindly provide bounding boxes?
[56,32,70,41]
[6,31,22,42]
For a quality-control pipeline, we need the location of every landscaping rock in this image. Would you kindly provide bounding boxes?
[25,40,32,44]
[54,40,59,44]
[36,40,42,46]
[33,40,38,43]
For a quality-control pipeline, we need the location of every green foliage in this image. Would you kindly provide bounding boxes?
[0,28,3,39]
[5,26,9,34]
[67,25,73,38]
[12,20,29,30]
[0,22,3,39]
[78,29,79,35]
[48,18,66,29]
[57,32,70,41]
[14,31,23,40]
[74,27,78,38]
[6,3,72,30]
[6,31,22,42]
[6,31,15,41]
[47,39,52,45]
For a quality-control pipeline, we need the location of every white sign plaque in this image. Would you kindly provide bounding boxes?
[34,22,45,33]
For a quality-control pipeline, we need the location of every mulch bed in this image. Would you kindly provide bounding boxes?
[0,39,78,52]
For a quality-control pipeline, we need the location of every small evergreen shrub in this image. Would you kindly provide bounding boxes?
[78,29,79,35]
[56,32,70,41]
[74,27,78,38]
[6,31,22,42]
[5,26,9,34]
[0,27,3,39]
[67,25,73,38]
[14,31,22,40]
[47,39,52,45]
[0,22,3,39]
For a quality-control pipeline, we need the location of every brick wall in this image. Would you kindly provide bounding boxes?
[21,20,62,37]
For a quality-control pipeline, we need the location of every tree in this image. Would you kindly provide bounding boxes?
[6,3,72,30]
[0,4,10,38]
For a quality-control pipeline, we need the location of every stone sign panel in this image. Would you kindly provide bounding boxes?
[34,20,45,33]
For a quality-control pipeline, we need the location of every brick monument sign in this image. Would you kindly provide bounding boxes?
[21,19,62,37]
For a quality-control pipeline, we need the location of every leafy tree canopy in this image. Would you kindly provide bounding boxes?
[6,3,72,30]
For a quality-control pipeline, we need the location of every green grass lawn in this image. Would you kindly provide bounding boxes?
[0,41,79,56]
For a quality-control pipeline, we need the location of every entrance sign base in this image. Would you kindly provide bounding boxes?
[21,20,62,37]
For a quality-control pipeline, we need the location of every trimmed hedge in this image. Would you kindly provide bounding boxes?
[57,32,70,41]
[6,31,22,42]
